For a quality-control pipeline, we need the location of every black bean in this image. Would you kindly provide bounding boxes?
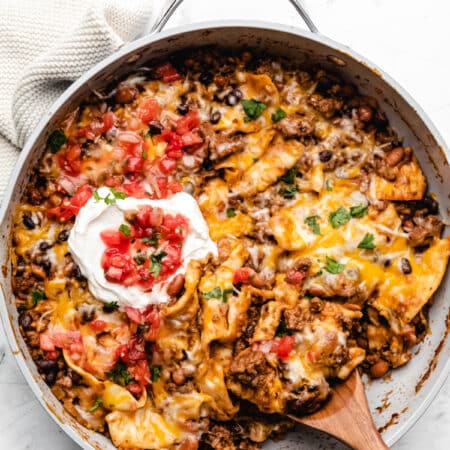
[400,257,412,274]
[232,88,243,100]
[45,370,57,386]
[225,93,238,106]
[40,259,51,276]
[58,229,69,242]
[319,150,333,162]
[39,241,51,251]
[177,103,189,115]
[148,121,163,135]
[423,195,438,215]
[67,368,82,385]
[36,359,57,374]
[22,214,35,230]
[199,71,213,85]
[210,110,221,124]
[18,312,32,329]
[383,259,391,268]
[72,266,86,281]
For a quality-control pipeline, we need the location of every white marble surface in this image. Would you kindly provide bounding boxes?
[1,0,450,448]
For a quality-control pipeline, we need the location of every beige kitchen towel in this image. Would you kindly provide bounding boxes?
[0,0,161,201]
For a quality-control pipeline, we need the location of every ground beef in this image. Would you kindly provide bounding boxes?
[275,115,314,138]
[285,380,330,416]
[405,215,443,247]
[308,93,342,118]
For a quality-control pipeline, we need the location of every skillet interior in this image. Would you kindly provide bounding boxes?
[0,23,449,449]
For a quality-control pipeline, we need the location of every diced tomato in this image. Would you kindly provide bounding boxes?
[122,181,149,199]
[181,131,203,147]
[270,336,295,360]
[176,111,200,135]
[285,270,306,285]
[89,319,107,332]
[166,180,183,194]
[157,63,182,83]
[58,144,82,176]
[71,184,93,209]
[126,382,143,396]
[87,112,115,135]
[138,98,161,123]
[118,335,146,363]
[102,111,115,132]
[142,308,161,340]
[125,306,143,324]
[47,184,92,221]
[162,244,183,273]
[233,267,254,284]
[159,157,177,174]
[100,230,128,247]
[161,130,183,158]
[129,359,150,385]
[123,156,144,173]
[45,350,60,360]
[40,334,56,352]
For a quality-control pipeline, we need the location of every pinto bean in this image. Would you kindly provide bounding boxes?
[172,369,186,385]
[385,147,404,167]
[370,360,389,378]
[357,105,373,122]
[115,84,138,104]
[167,274,185,296]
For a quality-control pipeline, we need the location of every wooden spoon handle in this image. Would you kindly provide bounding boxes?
[290,371,389,450]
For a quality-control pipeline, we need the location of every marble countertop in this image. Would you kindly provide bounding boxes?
[1,0,449,448]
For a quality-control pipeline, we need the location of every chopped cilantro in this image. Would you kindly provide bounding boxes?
[226,208,236,218]
[357,233,376,250]
[151,365,162,382]
[133,253,146,265]
[149,251,167,277]
[350,204,368,218]
[222,288,234,303]
[89,397,103,412]
[201,286,233,302]
[323,256,345,274]
[242,98,267,122]
[304,215,321,235]
[93,188,126,205]
[103,301,119,313]
[142,234,160,246]
[106,362,133,386]
[271,107,287,122]
[278,167,297,184]
[47,130,67,153]
[31,290,45,307]
[325,180,333,191]
[142,150,148,159]
[280,184,299,199]
[119,224,131,237]
[275,318,291,337]
[329,207,351,228]
[201,286,222,300]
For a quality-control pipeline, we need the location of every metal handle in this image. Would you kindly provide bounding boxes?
[151,0,319,34]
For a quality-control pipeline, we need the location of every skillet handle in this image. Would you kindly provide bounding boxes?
[150,0,319,34]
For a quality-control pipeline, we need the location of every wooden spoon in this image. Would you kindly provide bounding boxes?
[288,370,389,450]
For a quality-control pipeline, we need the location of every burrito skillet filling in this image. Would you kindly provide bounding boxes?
[11,49,450,449]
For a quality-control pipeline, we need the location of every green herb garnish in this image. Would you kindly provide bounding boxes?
[226,208,236,218]
[242,98,267,122]
[93,188,126,205]
[323,256,345,274]
[278,167,297,184]
[47,130,67,153]
[142,150,148,159]
[142,234,160,246]
[304,215,321,235]
[325,180,333,191]
[151,365,162,382]
[103,301,119,313]
[119,224,131,237]
[31,290,45,307]
[202,286,233,302]
[357,233,376,250]
[329,207,351,228]
[133,253,146,265]
[350,204,368,218]
[89,397,103,412]
[106,362,133,386]
[280,184,299,199]
[149,251,167,277]
[271,107,287,122]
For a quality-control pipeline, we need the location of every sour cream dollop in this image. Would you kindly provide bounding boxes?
[68,187,217,309]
